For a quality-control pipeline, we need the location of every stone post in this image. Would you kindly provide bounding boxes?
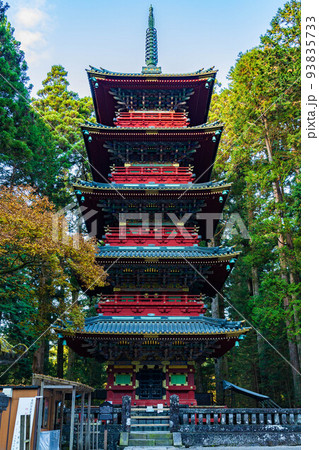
[121,396,131,432]
[0,393,9,414]
[170,394,180,432]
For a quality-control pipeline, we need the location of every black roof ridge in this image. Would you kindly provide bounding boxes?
[86,66,217,78]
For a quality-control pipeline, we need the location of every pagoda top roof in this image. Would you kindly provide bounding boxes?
[82,315,248,336]
[87,68,217,127]
[97,244,239,260]
[75,178,230,192]
[87,66,217,79]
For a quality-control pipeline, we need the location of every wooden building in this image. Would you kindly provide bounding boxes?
[0,375,93,449]
[58,5,250,407]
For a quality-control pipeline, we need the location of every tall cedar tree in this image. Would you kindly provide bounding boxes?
[207,0,300,406]
[33,65,95,190]
[0,1,65,201]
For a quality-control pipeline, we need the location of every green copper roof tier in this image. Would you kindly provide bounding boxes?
[97,245,238,259]
[83,316,248,335]
[83,120,221,131]
[74,179,229,191]
[59,316,249,361]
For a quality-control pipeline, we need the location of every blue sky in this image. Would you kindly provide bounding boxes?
[7,0,286,98]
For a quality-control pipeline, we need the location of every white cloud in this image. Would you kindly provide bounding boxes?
[15,29,46,48]
[12,1,53,64]
[15,7,47,28]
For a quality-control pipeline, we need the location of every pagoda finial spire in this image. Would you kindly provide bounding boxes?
[142,5,161,74]
[148,4,154,29]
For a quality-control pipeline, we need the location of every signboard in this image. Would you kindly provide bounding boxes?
[39,430,60,450]
[98,401,113,421]
[11,397,36,450]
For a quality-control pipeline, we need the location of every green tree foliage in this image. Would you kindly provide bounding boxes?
[206,0,301,406]
[33,65,94,186]
[0,1,65,201]
[0,186,106,382]
[0,2,103,383]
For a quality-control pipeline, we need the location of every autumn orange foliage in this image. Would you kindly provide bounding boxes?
[0,185,106,290]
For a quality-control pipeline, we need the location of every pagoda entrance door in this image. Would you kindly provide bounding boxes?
[137,368,164,400]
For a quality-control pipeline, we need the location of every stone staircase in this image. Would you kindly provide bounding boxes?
[131,408,169,432]
[130,407,170,432]
[119,407,182,448]
[128,431,173,447]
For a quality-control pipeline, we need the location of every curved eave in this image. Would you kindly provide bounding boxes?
[60,329,249,338]
[73,181,231,194]
[96,249,240,261]
[96,256,240,263]
[87,67,217,80]
[81,121,223,134]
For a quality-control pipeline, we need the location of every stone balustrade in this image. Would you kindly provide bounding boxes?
[178,407,301,431]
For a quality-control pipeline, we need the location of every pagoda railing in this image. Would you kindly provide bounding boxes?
[110,166,192,174]
[103,226,199,246]
[114,111,189,128]
[97,296,206,315]
[109,165,194,184]
[98,294,204,304]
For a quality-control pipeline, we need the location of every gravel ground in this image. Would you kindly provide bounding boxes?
[125,446,301,450]
[189,447,301,450]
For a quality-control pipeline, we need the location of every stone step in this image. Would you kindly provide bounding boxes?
[129,440,173,446]
[131,415,170,419]
[128,439,156,446]
[129,435,173,442]
[130,432,172,439]
[131,408,170,411]
[131,420,169,424]
[125,432,176,450]
[131,423,170,427]
[132,411,169,417]
[130,427,170,432]
[125,447,176,450]
[121,431,180,450]
[157,439,173,445]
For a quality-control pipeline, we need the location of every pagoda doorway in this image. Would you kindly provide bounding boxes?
[136,367,164,400]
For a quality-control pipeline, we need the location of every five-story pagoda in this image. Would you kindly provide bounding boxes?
[61,6,249,406]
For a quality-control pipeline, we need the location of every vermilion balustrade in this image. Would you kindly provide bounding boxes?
[109,165,194,184]
[97,294,206,316]
[98,294,203,303]
[114,111,189,128]
[103,226,199,246]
